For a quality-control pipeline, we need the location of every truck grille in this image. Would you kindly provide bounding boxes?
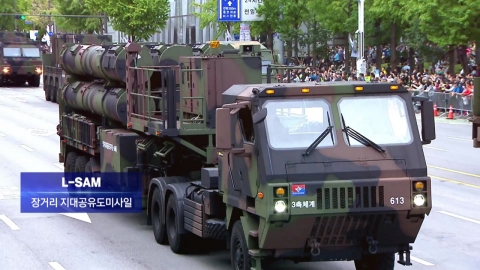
[316,186,384,210]
[309,213,396,246]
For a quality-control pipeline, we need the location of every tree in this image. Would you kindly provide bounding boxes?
[54,0,103,34]
[310,0,358,71]
[276,0,308,61]
[0,0,16,31]
[15,0,53,30]
[85,0,170,41]
[253,0,281,50]
[191,0,240,40]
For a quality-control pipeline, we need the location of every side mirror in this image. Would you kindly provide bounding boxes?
[216,108,234,150]
[253,108,267,124]
[420,100,436,144]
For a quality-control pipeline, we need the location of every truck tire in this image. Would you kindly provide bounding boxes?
[354,252,395,270]
[166,195,190,254]
[52,81,58,103]
[151,188,168,245]
[29,76,40,87]
[44,87,51,101]
[75,156,89,172]
[65,152,78,172]
[48,78,54,102]
[230,220,252,270]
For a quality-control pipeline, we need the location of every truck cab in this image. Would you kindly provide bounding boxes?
[215,82,436,269]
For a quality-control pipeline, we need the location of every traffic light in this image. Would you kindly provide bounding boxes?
[20,15,26,20]
[14,15,26,20]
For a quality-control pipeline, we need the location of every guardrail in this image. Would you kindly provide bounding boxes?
[411,91,472,119]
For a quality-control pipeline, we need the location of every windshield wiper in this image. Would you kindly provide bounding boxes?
[303,111,334,157]
[340,113,386,156]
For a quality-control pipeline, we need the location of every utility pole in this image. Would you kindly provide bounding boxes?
[356,0,367,78]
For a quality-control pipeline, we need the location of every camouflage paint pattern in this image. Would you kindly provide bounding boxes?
[61,81,156,125]
[43,34,113,103]
[57,42,433,268]
[0,31,42,85]
[191,43,234,56]
[216,82,432,262]
[223,41,277,83]
[60,43,153,84]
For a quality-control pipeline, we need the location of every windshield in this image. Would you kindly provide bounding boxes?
[262,60,271,75]
[338,95,413,146]
[3,47,21,57]
[264,98,335,149]
[22,48,40,57]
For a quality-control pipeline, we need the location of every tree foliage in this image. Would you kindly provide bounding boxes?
[53,0,102,33]
[0,0,16,31]
[191,0,240,40]
[85,0,170,41]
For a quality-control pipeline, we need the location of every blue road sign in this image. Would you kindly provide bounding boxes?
[233,33,239,40]
[34,32,38,37]
[48,32,53,36]
[218,0,241,22]
[24,21,33,25]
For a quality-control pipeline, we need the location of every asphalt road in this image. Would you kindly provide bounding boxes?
[1,86,479,270]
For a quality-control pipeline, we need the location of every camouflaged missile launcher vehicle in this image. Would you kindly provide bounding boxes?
[57,42,436,270]
[0,31,43,87]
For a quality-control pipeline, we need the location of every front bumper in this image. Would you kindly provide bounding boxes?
[258,178,431,255]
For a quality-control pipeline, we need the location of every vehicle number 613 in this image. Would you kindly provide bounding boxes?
[390,197,405,205]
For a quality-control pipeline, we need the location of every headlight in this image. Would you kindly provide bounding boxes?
[2,67,10,73]
[413,194,426,206]
[274,200,287,213]
[35,67,42,74]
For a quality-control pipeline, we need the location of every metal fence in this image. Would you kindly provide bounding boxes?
[411,91,473,119]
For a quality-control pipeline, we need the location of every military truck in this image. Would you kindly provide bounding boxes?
[41,34,113,103]
[57,41,436,270]
[0,31,42,87]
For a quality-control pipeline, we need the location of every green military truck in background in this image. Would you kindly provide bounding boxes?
[471,78,480,147]
[56,40,436,269]
[0,31,42,87]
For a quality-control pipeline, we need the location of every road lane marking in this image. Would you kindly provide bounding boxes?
[447,136,470,142]
[53,163,64,170]
[0,215,20,230]
[9,107,19,110]
[410,256,435,266]
[423,146,445,151]
[19,145,35,152]
[428,165,480,178]
[37,96,46,101]
[438,211,480,225]
[49,262,66,270]
[429,175,480,189]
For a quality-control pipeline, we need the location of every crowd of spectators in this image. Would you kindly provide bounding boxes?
[279,45,477,102]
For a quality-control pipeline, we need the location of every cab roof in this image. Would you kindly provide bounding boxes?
[222,82,406,103]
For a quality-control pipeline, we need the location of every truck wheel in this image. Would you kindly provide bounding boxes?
[151,188,168,245]
[65,152,78,172]
[354,252,395,270]
[230,220,251,270]
[166,195,189,254]
[48,78,54,102]
[52,82,58,103]
[44,85,51,101]
[75,156,89,172]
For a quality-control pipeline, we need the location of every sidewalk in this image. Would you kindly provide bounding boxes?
[415,115,470,125]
